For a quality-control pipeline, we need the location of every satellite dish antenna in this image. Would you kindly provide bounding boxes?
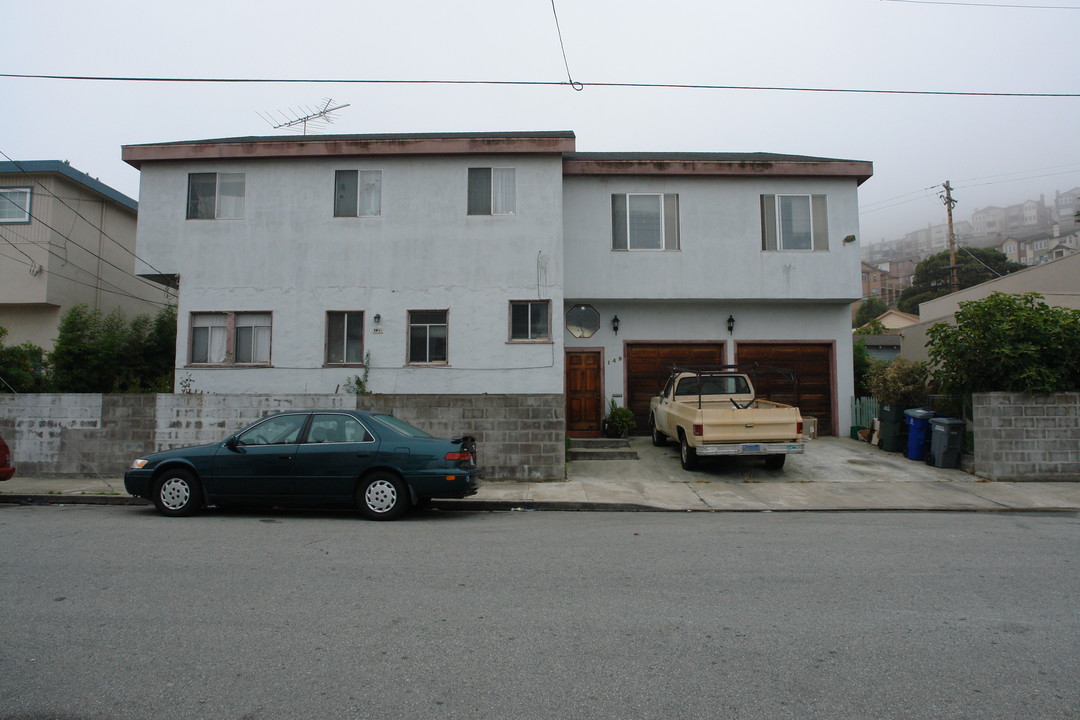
[258,98,351,135]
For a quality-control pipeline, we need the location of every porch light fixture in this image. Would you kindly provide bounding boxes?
[612,315,620,335]
[727,315,735,334]
[373,314,381,324]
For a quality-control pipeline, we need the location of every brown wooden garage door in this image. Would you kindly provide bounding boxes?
[736,343,835,436]
[625,343,726,433]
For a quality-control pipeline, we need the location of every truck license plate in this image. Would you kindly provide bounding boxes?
[741,444,761,452]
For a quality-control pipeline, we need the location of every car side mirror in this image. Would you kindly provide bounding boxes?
[225,436,239,450]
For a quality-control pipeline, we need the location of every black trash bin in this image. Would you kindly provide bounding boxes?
[927,417,965,468]
[904,408,935,461]
[878,404,907,453]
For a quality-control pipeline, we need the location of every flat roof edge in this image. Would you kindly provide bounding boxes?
[123,132,577,168]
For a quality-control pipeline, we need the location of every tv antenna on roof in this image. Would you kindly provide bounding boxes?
[258,98,351,135]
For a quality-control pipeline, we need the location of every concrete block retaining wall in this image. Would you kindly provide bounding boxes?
[973,392,1080,481]
[0,393,565,481]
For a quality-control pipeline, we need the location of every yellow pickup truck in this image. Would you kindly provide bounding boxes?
[649,367,807,470]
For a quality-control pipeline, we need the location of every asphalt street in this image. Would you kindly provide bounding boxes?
[1,505,1077,720]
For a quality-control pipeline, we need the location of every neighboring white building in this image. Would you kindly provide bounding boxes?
[121,133,873,437]
[0,161,177,350]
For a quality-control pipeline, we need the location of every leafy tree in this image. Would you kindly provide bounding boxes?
[0,327,47,393]
[855,318,888,335]
[853,339,873,397]
[896,248,1021,315]
[926,292,1080,394]
[49,304,176,393]
[853,297,887,328]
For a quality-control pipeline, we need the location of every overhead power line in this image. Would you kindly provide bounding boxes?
[1,72,1078,98]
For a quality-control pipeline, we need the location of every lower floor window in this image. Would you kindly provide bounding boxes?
[408,310,448,364]
[510,300,550,341]
[326,311,365,364]
[190,312,271,365]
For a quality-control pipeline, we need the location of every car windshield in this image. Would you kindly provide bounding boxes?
[370,414,433,439]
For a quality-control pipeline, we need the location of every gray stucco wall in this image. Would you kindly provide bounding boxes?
[0,393,565,481]
[973,392,1080,481]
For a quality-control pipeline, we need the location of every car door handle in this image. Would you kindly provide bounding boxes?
[356,453,371,458]
[277,455,293,460]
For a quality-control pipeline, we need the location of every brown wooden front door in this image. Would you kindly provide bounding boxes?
[565,349,603,437]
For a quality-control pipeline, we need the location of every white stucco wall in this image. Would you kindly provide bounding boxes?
[135,155,565,394]
[562,175,863,301]
[561,300,854,433]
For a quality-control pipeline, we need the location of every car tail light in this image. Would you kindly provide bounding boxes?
[797,420,804,435]
[445,451,471,461]
[693,424,703,437]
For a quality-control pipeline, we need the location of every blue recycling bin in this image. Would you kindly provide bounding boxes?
[904,408,935,461]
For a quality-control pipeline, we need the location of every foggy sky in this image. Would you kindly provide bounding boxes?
[3,0,1078,244]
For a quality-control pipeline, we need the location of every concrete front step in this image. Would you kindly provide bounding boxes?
[567,447,641,461]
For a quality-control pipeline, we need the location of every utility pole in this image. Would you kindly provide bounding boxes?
[940,181,958,292]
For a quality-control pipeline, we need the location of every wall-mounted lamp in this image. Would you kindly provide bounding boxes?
[843,235,857,244]
[727,314,735,335]
[373,314,381,324]
[612,315,620,335]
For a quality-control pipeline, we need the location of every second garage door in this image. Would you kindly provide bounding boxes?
[736,342,835,436]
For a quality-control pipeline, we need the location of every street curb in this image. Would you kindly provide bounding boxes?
[0,494,149,506]
[1,493,1076,514]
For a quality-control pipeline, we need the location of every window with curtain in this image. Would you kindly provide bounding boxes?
[760,194,829,252]
[189,311,271,365]
[234,313,271,364]
[468,167,515,215]
[509,301,550,341]
[187,173,246,219]
[334,170,382,217]
[0,187,31,223]
[408,310,448,364]
[326,311,365,364]
[611,193,679,250]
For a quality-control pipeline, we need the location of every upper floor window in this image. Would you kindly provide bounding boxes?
[0,187,31,224]
[760,194,829,251]
[187,172,245,219]
[190,311,270,365]
[468,168,515,215]
[612,193,680,251]
[326,311,365,365]
[334,170,382,217]
[509,300,551,342]
[408,310,448,364]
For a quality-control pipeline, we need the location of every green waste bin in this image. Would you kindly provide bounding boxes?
[878,404,907,453]
[927,417,965,468]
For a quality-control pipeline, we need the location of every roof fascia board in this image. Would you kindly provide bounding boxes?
[123,134,577,169]
[563,157,873,185]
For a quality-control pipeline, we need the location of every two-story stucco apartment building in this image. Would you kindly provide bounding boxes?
[121,132,872,438]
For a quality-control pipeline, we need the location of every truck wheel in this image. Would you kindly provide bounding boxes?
[764,454,786,470]
[679,432,699,470]
[650,416,667,447]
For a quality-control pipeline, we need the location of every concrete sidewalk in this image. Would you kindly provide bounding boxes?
[1,437,1078,513]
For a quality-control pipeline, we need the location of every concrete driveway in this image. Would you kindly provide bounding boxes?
[568,435,973,484]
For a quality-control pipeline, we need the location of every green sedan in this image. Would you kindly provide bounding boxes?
[124,410,483,520]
